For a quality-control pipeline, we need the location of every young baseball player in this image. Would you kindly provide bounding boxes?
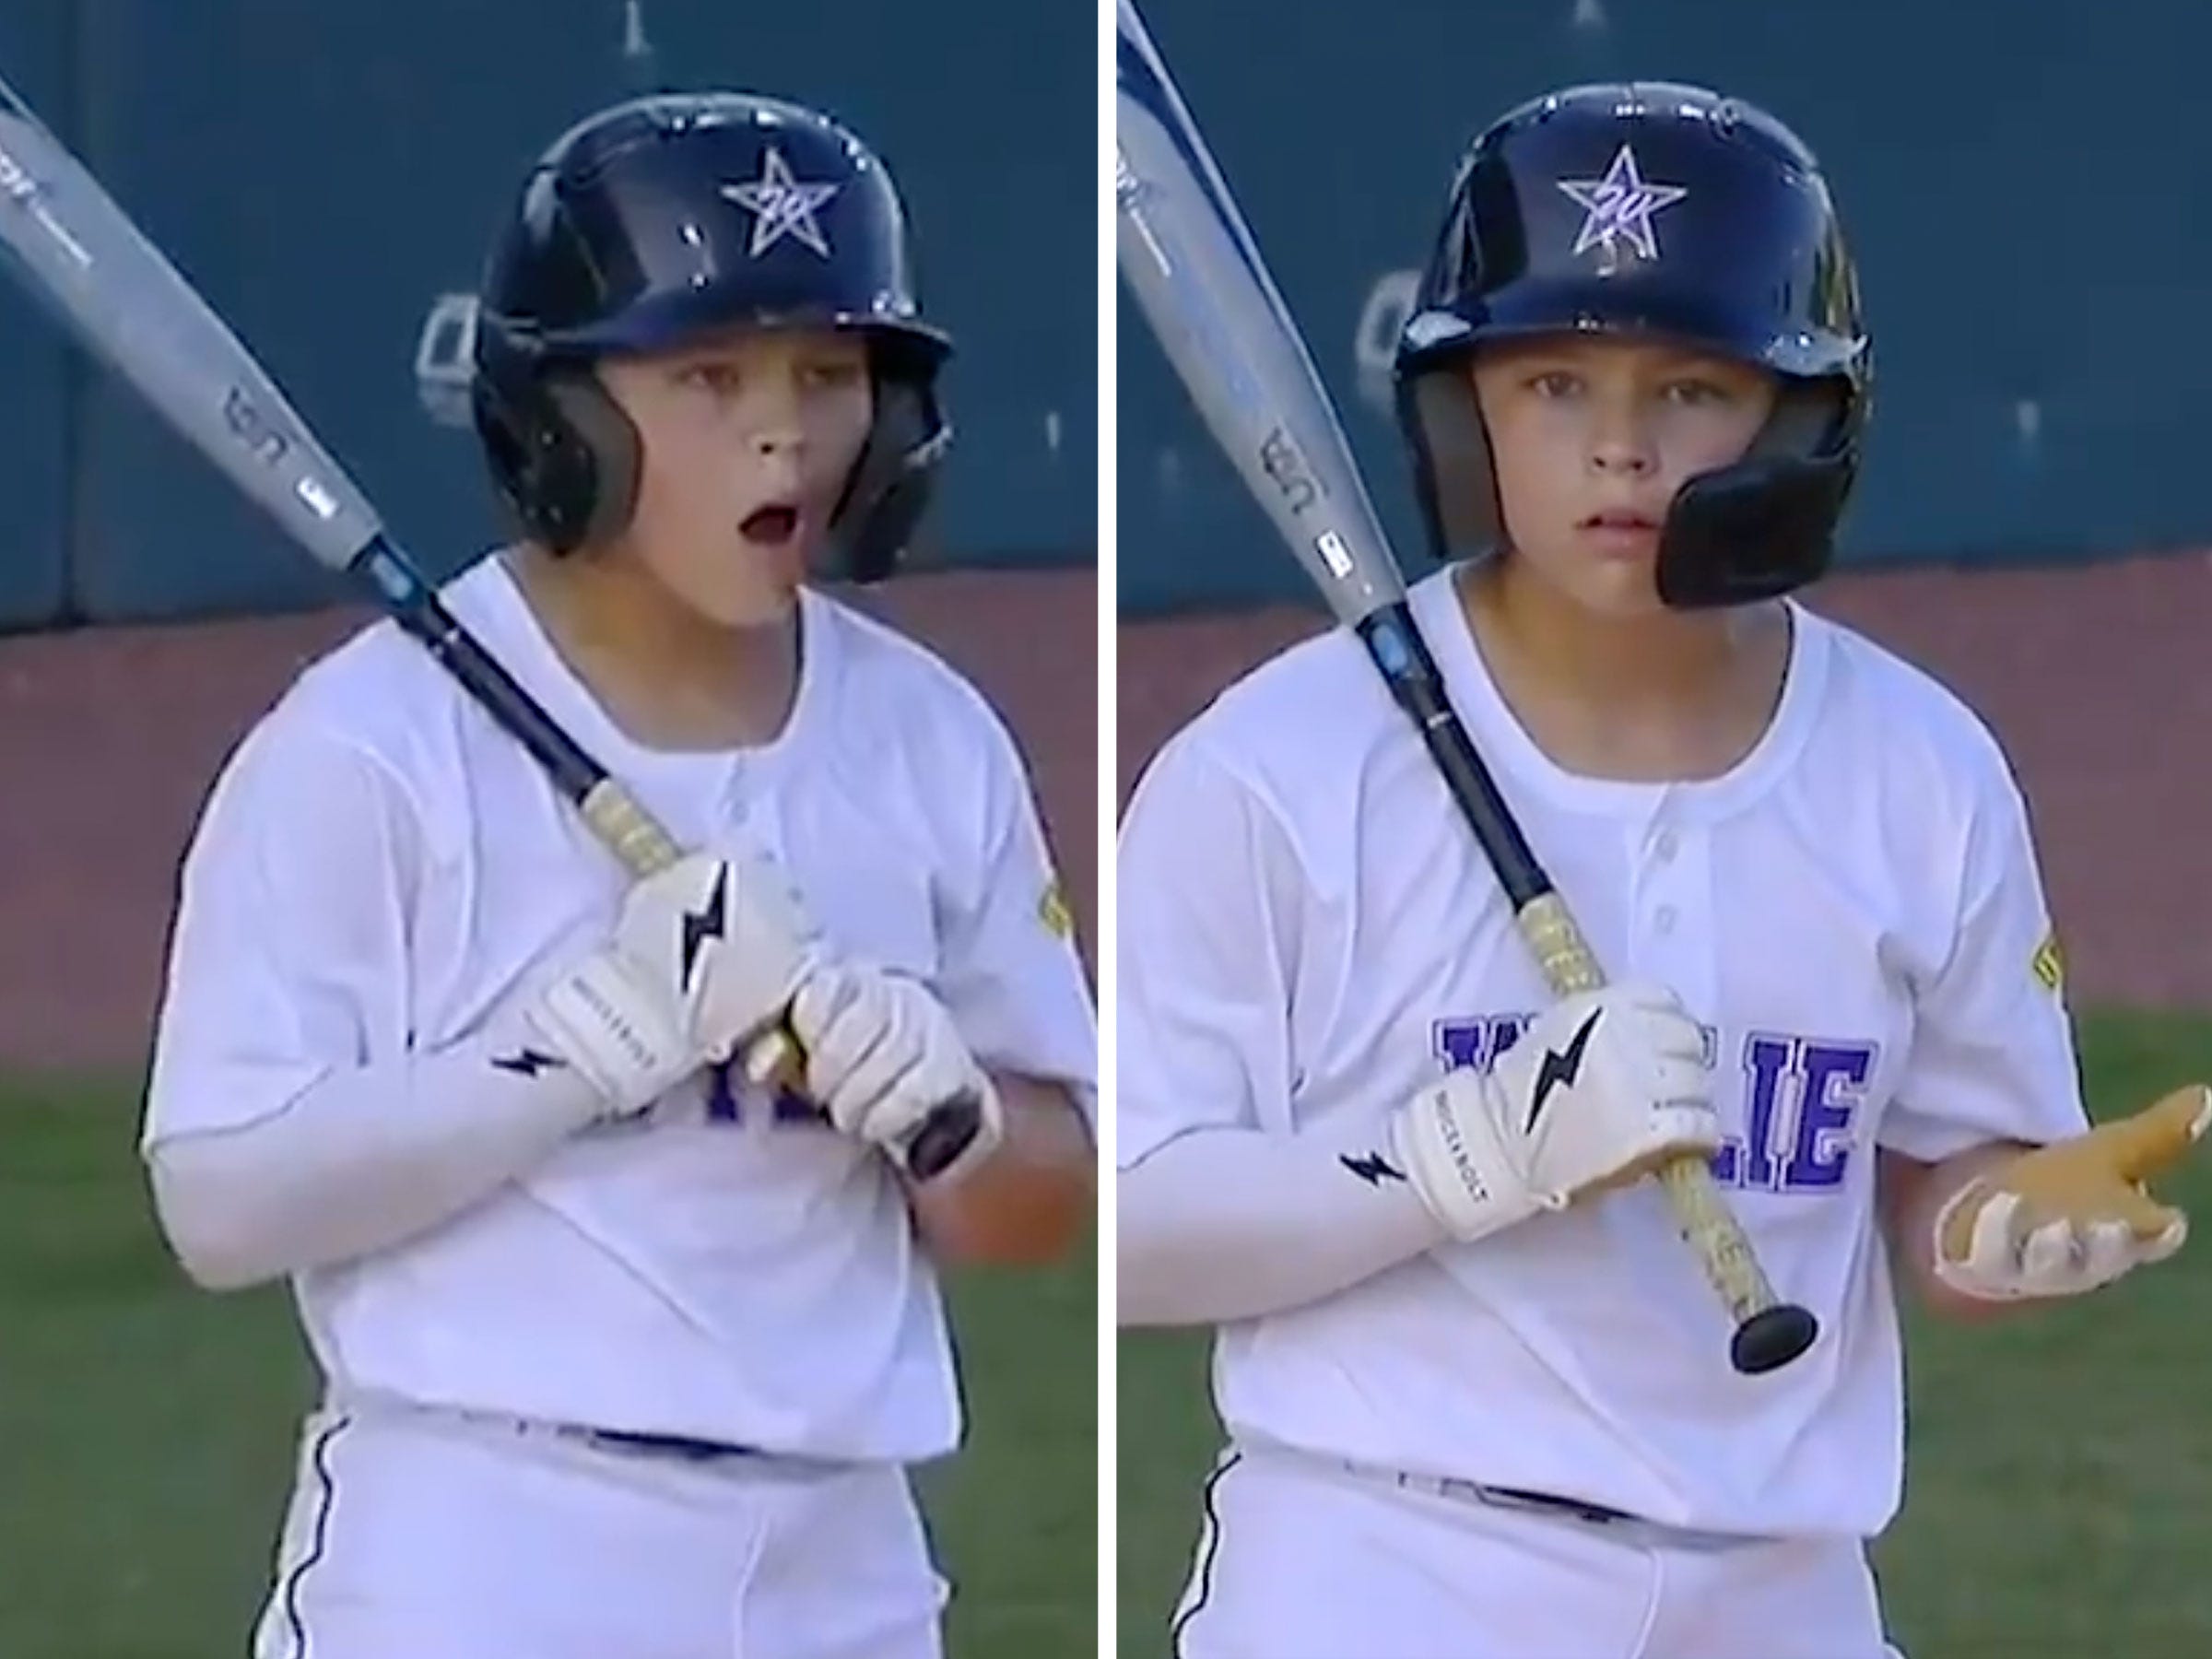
[1118,81,2205,1658]
[141,92,1094,1659]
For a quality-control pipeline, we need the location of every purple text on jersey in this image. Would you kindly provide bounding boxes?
[1432,1017,1877,1195]
[703,1058,825,1128]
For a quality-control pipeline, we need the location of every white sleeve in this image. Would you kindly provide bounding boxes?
[1114,724,1297,1168]
[144,710,413,1147]
[142,711,606,1288]
[1115,726,1447,1324]
[935,704,1098,1117]
[148,1033,607,1290]
[1119,1124,1449,1326]
[1879,739,2089,1162]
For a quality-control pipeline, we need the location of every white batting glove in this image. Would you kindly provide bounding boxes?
[523,848,823,1119]
[1392,982,1721,1243]
[790,964,1006,1179]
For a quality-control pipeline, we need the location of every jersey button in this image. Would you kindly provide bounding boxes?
[1653,829,1679,863]
[1653,904,1678,935]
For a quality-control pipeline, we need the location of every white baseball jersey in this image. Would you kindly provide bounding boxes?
[1118,564,2084,1539]
[146,553,1095,1464]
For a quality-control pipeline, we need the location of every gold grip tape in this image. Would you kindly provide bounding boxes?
[1517,892,1780,1325]
[580,781,806,1093]
[1519,892,1604,995]
[1656,1159,1781,1326]
[580,782,683,876]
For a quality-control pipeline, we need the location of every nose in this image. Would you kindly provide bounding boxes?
[1586,391,1656,477]
[745,425,806,508]
[751,421,804,460]
[747,376,809,462]
[747,423,808,501]
[1588,429,1654,477]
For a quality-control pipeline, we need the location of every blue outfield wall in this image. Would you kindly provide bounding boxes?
[0,0,1094,628]
[1120,0,2212,614]
[0,0,69,629]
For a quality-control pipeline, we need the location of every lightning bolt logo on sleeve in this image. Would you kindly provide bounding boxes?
[1341,1150,1407,1186]
[490,1047,566,1078]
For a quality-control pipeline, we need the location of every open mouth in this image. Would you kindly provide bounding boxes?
[739,503,801,545]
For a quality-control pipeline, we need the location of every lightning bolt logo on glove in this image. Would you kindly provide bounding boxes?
[1528,1009,1602,1130]
[678,865,730,990]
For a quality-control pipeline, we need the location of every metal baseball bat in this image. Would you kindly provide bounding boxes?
[0,76,981,1182]
[1115,0,1816,1374]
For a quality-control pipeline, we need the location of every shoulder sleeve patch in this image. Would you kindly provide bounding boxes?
[1039,877,1075,942]
[2031,929,2064,994]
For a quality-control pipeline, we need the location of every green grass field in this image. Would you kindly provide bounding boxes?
[1120,1010,2212,1659]
[0,1076,1095,1659]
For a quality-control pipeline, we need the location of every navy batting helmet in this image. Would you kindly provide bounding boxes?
[470,91,952,581]
[1393,83,1870,608]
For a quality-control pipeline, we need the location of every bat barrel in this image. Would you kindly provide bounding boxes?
[1115,3,1406,625]
[0,81,383,572]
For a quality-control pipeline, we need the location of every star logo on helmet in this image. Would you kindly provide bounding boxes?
[721,147,841,260]
[1556,145,1688,263]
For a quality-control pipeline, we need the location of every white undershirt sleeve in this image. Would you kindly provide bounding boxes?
[148,1032,606,1290]
[1119,1123,1448,1324]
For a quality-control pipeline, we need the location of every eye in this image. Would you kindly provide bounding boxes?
[1525,370,1582,398]
[676,362,739,394]
[800,357,867,390]
[1664,377,1736,407]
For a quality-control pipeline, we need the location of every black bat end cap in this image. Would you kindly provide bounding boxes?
[905,1095,984,1182]
[1731,1303,1819,1375]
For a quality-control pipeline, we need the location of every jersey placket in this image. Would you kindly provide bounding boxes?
[1628,807,1718,1022]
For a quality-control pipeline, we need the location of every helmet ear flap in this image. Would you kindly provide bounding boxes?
[1654,449,1855,608]
[1652,376,1856,608]
[543,377,642,551]
[1748,379,1849,466]
[826,362,952,584]
[1399,362,1500,567]
[468,347,641,556]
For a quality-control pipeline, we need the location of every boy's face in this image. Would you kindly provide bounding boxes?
[1469,334,1778,617]
[594,324,875,627]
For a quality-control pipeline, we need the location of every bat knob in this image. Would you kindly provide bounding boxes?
[1730,1303,1819,1375]
[740,1027,806,1094]
[905,1095,985,1182]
